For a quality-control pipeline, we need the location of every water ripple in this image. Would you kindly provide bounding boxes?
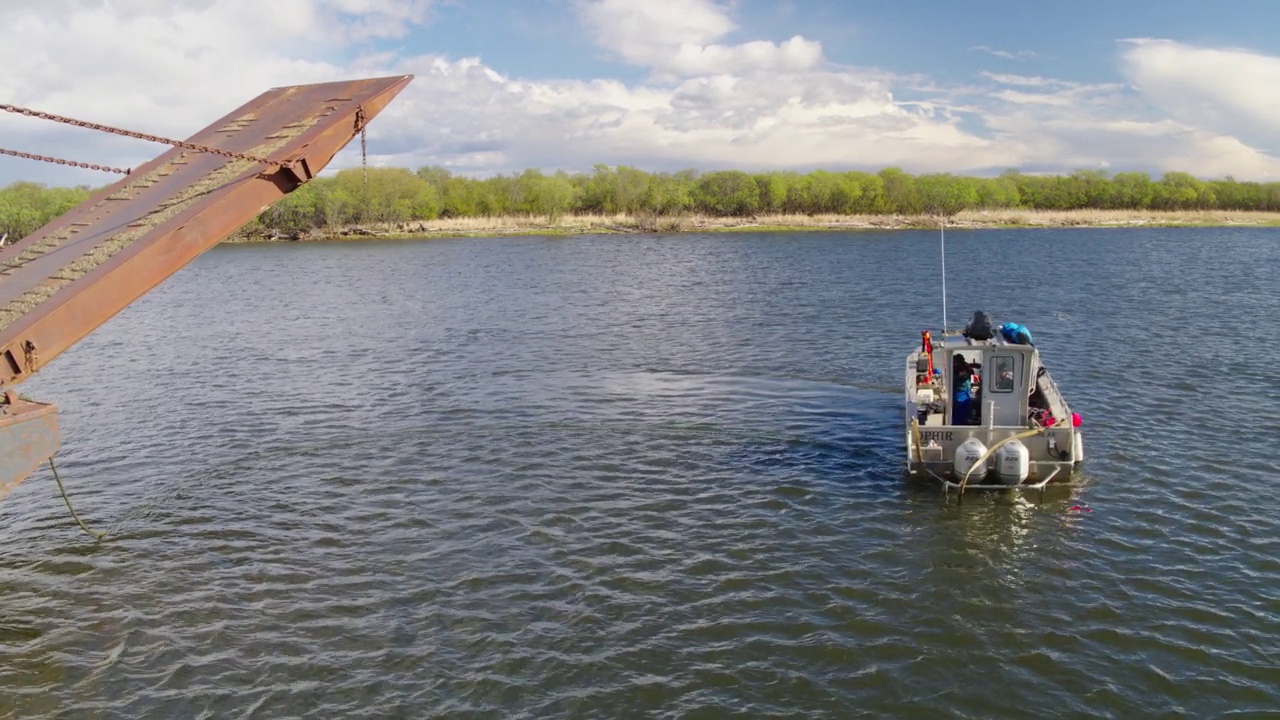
[2,230,1278,717]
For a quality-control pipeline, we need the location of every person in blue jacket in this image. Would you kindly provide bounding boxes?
[952,356,975,425]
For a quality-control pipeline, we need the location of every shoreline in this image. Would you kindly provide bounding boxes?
[227,209,1280,243]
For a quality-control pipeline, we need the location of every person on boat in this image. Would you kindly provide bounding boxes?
[996,366,1014,391]
[952,360,975,425]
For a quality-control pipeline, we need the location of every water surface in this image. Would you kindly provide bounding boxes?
[2,228,1278,717]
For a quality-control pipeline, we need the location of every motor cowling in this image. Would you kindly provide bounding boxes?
[995,438,1030,485]
[953,437,987,481]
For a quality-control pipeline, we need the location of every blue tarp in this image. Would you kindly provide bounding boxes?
[999,322,1034,346]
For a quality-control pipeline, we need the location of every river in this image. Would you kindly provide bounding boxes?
[2,228,1278,717]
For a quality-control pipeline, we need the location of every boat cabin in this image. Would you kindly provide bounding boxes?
[912,333,1054,429]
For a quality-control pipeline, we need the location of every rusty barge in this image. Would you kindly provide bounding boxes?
[0,75,413,503]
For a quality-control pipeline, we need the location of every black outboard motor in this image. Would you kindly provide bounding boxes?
[963,310,995,340]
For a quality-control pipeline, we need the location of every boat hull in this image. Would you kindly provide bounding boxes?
[905,420,1082,488]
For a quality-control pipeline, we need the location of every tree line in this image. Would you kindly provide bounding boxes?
[3,165,1280,239]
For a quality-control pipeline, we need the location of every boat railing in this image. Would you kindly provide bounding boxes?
[1032,360,1071,422]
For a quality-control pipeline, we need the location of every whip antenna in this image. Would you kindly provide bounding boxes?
[940,217,948,333]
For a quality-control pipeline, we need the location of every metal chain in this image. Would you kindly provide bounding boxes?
[0,103,291,169]
[356,105,367,185]
[0,146,130,174]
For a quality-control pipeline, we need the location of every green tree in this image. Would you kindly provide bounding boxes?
[694,171,760,216]
[753,173,788,214]
[1152,172,1213,210]
[1069,170,1114,209]
[9,162,1280,239]
[916,173,978,217]
[804,170,861,214]
[644,172,694,215]
[1110,172,1154,209]
[976,174,1020,208]
[330,167,439,223]
[0,181,93,238]
[515,169,577,220]
[878,167,920,214]
[846,172,885,213]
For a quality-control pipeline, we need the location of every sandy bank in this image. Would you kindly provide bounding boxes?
[227,209,1280,243]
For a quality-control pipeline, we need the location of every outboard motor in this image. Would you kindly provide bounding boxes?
[995,438,1030,485]
[953,437,988,481]
[963,311,995,340]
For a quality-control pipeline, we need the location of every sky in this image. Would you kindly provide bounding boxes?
[2,0,1279,188]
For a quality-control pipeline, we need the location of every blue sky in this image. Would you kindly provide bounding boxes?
[2,0,1279,187]
[409,1,1276,87]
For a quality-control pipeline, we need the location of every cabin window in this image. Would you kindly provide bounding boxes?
[991,355,1015,393]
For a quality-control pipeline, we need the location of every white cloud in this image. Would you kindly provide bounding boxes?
[981,72,1077,89]
[991,90,1074,107]
[579,0,735,49]
[366,1,996,175]
[971,46,1038,61]
[1120,38,1280,150]
[364,54,1006,178]
[980,70,1280,180]
[2,3,1279,189]
[988,79,1125,109]
[0,0,433,185]
[576,0,823,77]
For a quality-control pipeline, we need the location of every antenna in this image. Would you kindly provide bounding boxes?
[939,216,948,333]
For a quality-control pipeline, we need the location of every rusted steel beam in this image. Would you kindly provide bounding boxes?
[0,74,413,388]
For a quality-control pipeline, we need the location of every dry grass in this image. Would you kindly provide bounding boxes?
[951,208,1280,227]
[232,208,1280,243]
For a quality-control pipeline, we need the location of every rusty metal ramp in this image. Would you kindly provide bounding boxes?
[0,74,413,502]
